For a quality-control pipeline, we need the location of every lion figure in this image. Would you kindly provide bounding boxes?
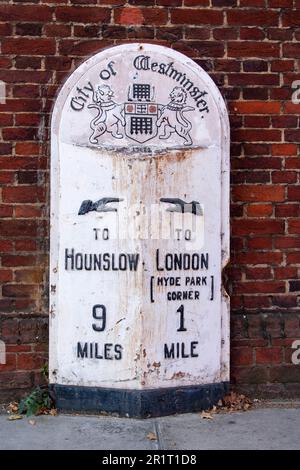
[88,84,125,143]
[157,87,194,146]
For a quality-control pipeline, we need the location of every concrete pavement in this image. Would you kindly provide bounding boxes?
[1,404,300,450]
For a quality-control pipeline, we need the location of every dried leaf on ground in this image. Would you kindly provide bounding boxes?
[49,409,57,416]
[217,392,252,412]
[28,419,36,425]
[7,414,23,421]
[7,402,19,414]
[147,432,157,441]
[200,411,214,420]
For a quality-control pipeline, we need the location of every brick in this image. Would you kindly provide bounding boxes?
[115,7,167,25]
[232,129,281,142]
[227,10,279,26]
[275,204,299,218]
[231,348,253,366]
[17,353,46,371]
[289,281,300,292]
[228,42,280,58]
[268,0,293,6]
[229,73,279,86]
[287,252,300,264]
[256,348,282,365]
[245,267,272,280]
[240,28,265,41]
[285,130,300,142]
[288,219,300,234]
[43,24,71,38]
[246,204,273,217]
[283,43,300,58]
[282,10,300,27]
[230,101,280,114]
[15,269,43,284]
[236,281,285,294]
[14,206,42,218]
[2,186,44,203]
[232,185,285,202]
[232,219,284,236]
[2,38,55,55]
[15,23,42,36]
[0,221,38,239]
[243,60,268,72]
[272,296,298,309]
[247,237,273,250]
[0,353,17,372]
[15,240,37,252]
[271,144,297,156]
[272,171,297,184]
[15,142,40,156]
[170,9,223,25]
[275,237,300,249]
[0,269,13,282]
[56,6,110,23]
[288,186,300,201]
[2,285,37,298]
[0,5,52,22]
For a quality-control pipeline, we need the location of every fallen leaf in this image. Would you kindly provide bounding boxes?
[147,432,157,441]
[28,419,36,425]
[201,411,214,420]
[7,415,23,421]
[49,409,57,416]
[7,402,19,414]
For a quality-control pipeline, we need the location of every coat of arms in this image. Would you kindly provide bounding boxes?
[88,83,197,146]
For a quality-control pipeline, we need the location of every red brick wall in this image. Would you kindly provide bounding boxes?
[1,0,300,401]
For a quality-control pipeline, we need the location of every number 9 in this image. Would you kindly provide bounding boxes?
[92,304,106,332]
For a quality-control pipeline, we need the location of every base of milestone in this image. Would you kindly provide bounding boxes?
[50,381,229,418]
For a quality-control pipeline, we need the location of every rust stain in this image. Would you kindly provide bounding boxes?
[171,371,186,380]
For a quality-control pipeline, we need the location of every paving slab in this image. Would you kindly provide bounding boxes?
[0,407,300,450]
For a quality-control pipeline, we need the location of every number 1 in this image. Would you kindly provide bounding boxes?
[177,305,187,332]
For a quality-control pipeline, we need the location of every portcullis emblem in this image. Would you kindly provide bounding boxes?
[124,84,159,144]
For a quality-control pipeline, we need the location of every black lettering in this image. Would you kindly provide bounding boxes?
[158,63,166,74]
[119,254,127,271]
[191,341,199,357]
[128,253,139,271]
[70,97,84,111]
[133,55,150,71]
[84,254,92,270]
[190,86,200,98]
[164,343,174,359]
[114,344,123,360]
[77,342,88,358]
[192,253,199,270]
[156,249,163,271]
[166,253,174,270]
[104,343,113,360]
[92,304,106,332]
[181,342,189,358]
[107,61,116,76]
[95,343,103,359]
[93,254,102,270]
[201,253,209,269]
[65,248,74,270]
[102,253,110,270]
[75,253,83,270]
[76,86,89,99]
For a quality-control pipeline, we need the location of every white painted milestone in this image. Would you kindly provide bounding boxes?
[50,44,230,392]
